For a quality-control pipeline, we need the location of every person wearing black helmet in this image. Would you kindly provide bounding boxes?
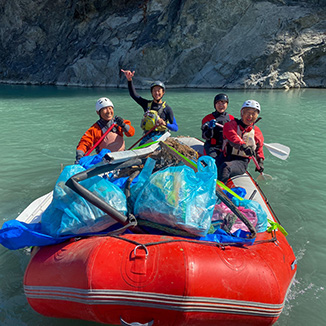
[201,93,234,159]
[121,69,178,144]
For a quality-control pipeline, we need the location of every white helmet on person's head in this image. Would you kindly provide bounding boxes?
[95,97,114,112]
[241,100,261,113]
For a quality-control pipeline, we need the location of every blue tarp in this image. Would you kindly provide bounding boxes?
[0,220,123,250]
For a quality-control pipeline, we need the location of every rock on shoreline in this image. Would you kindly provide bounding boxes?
[0,0,325,89]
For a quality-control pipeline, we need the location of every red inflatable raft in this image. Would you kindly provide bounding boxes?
[24,170,296,326]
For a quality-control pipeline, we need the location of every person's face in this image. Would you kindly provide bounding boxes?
[241,107,259,126]
[151,86,164,102]
[215,100,228,113]
[98,106,114,121]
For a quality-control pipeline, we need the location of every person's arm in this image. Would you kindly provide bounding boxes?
[166,116,178,132]
[127,80,149,111]
[254,126,265,161]
[114,116,135,137]
[75,124,101,162]
[223,120,244,149]
[162,105,178,132]
[201,115,214,140]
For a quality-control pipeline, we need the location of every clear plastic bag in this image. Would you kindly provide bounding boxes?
[134,156,217,237]
[41,165,127,237]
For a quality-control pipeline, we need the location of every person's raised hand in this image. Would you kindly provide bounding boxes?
[121,69,135,81]
[115,116,125,128]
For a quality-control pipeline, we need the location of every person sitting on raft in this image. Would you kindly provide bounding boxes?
[75,97,135,164]
[216,100,265,183]
[121,69,178,144]
[201,93,234,159]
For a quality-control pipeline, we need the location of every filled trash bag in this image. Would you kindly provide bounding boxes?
[41,165,127,237]
[232,198,268,233]
[133,156,217,237]
[212,201,258,234]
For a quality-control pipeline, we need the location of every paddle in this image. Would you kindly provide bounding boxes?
[84,123,116,156]
[263,142,290,160]
[128,124,158,150]
[252,155,273,182]
[214,122,290,160]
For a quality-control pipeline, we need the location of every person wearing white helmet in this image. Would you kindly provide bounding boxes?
[121,69,178,144]
[75,97,135,163]
[216,99,265,183]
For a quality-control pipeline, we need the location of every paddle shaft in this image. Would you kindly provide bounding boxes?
[85,123,116,156]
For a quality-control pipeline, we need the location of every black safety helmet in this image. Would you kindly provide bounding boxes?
[214,93,229,106]
[150,80,166,92]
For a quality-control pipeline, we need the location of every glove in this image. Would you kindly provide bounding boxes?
[208,119,216,129]
[240,144,255,157]
[255,159,264,173]
[115,116,125,128]
[202,128,213,139]
[75,150,84,164]
[201,122,213,139]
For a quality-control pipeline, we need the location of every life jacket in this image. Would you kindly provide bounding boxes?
[223,122,256,158]
[209,112,232,146]
[140,102,167,132]
[98,131,125,152]
[97,120,125,153]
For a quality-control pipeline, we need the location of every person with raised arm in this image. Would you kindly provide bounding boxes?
[121,69,178,144]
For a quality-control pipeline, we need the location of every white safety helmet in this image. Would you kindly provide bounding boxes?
[241,100,261,113]
[95,97,114,112]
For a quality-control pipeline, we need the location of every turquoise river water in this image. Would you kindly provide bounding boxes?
[0,85,325,325]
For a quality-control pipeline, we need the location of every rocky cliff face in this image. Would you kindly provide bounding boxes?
[0,0,325,89]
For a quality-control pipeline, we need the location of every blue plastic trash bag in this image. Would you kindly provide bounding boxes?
[224,187,246,200]
[129,157,156,206]
[79,149,111,169]
[200,228,255,246]
[134,156,217,237]
[41,165,127,237]
[232,198,268,232]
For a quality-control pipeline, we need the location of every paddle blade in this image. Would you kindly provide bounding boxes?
[257,173,273,182]
[264,143,290,160]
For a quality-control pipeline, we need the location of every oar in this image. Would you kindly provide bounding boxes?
[263,143,290,160]
[252,155,272,182]
[128,124,158,150]
[84,124,116,156]
[214,122,290,160]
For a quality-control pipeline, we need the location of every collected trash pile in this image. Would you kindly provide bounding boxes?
[0,138,268,250]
